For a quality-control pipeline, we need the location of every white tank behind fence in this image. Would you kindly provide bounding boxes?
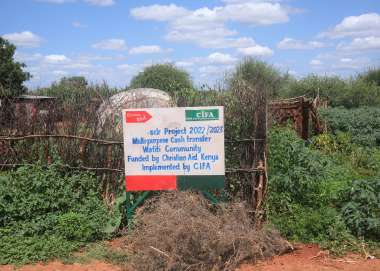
[96,88,173,139]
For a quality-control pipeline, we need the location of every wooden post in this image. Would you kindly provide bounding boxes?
[301,97,310,140]
[252,87,268,226]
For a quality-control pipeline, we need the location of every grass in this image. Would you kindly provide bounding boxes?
[63,241,129,266]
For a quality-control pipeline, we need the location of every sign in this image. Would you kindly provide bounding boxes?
[122,106,225,191]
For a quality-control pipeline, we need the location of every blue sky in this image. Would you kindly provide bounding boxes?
[1,0,380,89]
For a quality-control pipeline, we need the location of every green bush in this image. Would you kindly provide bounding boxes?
[280,72,380,108]
[312,132,380,175]
[281,74,346,104]
[0,162,110,264]
[320,107,380,147]
[266,127,358,252]
[129,63,193,97]
[267,127,348,208]
[358,67,380,87]
[228,57,284,98]
[339,178,380,241]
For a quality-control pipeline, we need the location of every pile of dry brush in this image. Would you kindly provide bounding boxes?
[125,192,292,271]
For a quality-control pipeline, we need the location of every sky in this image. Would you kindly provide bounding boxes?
[1,0,380,89]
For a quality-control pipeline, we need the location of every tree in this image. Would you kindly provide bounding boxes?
[0,37,31,97]
[358,67,380,87]
[282,74,346,104]
[228,57,283,99]
[59,76,88,88]
[129,63,193,96]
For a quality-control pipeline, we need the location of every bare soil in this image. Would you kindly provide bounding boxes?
[0,261,121,271]
[1,244,379,271]
[239,244,380,271]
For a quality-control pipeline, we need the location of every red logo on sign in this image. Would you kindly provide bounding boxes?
[125,111,152,123]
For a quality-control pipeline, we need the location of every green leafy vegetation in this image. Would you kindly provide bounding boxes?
[0,37,31,97]
[280,69,380,108]
[64,242,129,266]
[0,162,112,265]
[129,63,193,96]
[320,107,380,147]
[228,57,284,98]
[339,178,380,241]
[267,127,380,254]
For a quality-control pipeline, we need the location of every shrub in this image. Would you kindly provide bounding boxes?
[129,63,193,96]
[339,178,380,241]
[280,73,380,108]
[358,67,380,87]
[280,74,346,105]
[0,162,110,264]
[266,127,359,252]
[320,107,380,147]
[267,127,334,208]
[312,132,380,175]
[227,57,283,98]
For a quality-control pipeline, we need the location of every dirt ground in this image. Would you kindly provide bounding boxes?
[238,244,380,271]
[1,244,379,271]
[0,261,122,271]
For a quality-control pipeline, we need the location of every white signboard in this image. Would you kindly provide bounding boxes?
[122,106,225,191]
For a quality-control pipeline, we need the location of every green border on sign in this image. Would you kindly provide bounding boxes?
[177,175,225,190]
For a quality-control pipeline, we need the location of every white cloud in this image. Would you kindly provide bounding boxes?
[164,7,233,48]
[117,64,131,70]
[333,57,371,70]
[340,58,352,63]
[15,52,43,62]
[220,2,289,25]
[223,37,256,48]
[92,39,126,50]
[198,64,235,78]
[2,31,42,47]
[129,45,163,54]
[237,45,273,56]
[199,65,223,75]
[277,37,326,50]
[207,52,237,64]
[44,54,70,63]
[117,64,139,75]
[130,4,189,21]
[175,61,194,68]
[84,0,114,6]
[166,26,237,48]
[35,0,75,3]
[222,0,282,3]
[310,53,375,71]
[63,62,92,69]
[72,21,87,28]
[52,70,68,75]
[36,0,114,5]
[131,2,292,49]
[320,13,380,38]
[337,36,380,51]
[310,59,323,66]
